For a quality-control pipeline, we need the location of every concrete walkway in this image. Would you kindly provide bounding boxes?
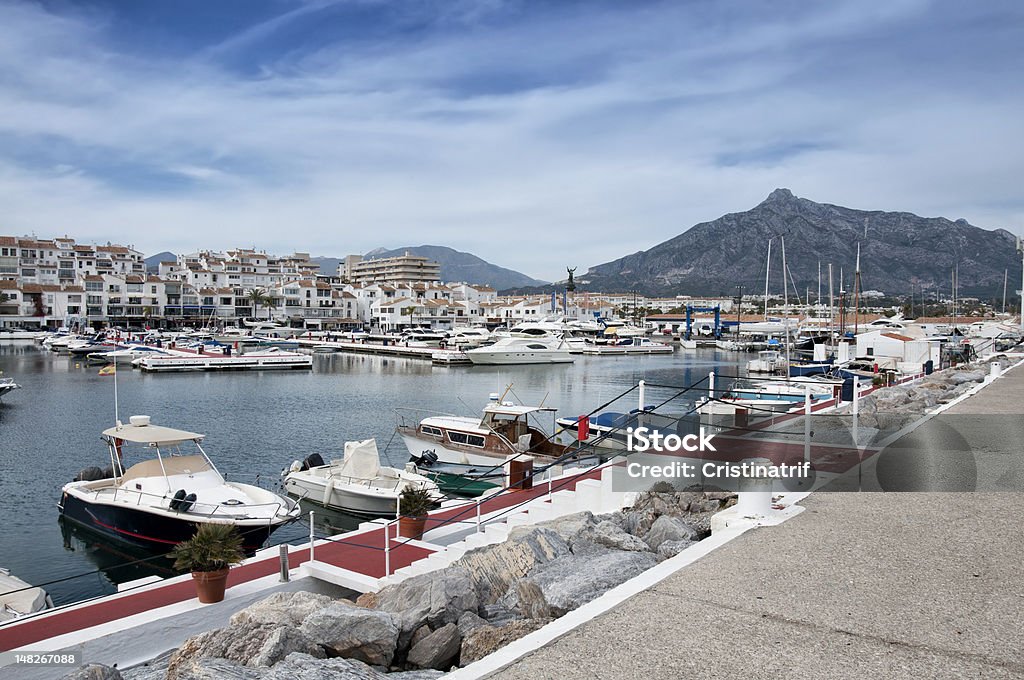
[491,364,1024,679]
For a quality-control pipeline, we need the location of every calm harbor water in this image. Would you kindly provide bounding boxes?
[0,342,743,605]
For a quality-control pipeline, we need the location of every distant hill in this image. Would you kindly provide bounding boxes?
[144,251,176,273]
[310,256,343,276]
[579,189,1020,297]
[357,245,547,289]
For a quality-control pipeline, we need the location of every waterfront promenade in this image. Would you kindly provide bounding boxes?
[493,365,1024,679]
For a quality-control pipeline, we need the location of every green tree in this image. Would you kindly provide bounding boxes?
[246,288,275,320]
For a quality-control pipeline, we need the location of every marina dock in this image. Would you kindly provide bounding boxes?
[482,361,1024,680]
[292,338,473,365]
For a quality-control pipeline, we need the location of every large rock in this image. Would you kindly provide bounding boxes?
[460,619,549,665]
[657,539,694,560]
[364,567,478,649]
[264,653,379,679]
[457,610,491,637]
[643,515,698,551]
[61,665,123,680]
[405,622,461,670]
[525,511,596,542]
[949,370,984,385]
[300,603,399,667]
[230,591,337,628]
[172,657,265,680]
[516,551,657,618]
[582,520,651,552]
[167,623,323,679]
[456,527,571,605]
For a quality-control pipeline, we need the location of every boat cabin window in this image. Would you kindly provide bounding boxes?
[421,425,443,437]
[448,431,486,448]
[525,344,548,350]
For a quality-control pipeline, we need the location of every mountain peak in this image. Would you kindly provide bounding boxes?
[763,187,796,204]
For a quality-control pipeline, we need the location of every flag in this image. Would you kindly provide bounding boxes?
[98,365,116,376]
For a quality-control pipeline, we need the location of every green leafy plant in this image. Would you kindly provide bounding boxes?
[399,486,434,518]
[171,523,245,572]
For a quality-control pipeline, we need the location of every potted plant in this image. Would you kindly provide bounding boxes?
[171,523,245,603]
[398,486,434,539]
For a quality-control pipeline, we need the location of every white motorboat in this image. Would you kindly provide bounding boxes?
[747,349,785,373]
[0,376,20,401]
[579,337,673,355]
[88,344,174,364]
[446,327,492,349]
[134,346,313,372]
[283,439,443,516]
[400,331,447,348]
[0,567,53,622]
[398,394,570,471]
[58,415,301,551]
[464,336,573,365]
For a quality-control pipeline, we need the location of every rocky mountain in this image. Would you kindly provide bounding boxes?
[361,245,548,289]
[310,256,343,275]
[580,189,1019,297]
[144,251,176,273]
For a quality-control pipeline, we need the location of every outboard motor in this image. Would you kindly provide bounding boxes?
[300,453,325,471]
[75,466,106,482]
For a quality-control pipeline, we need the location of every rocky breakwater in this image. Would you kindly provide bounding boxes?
[67,491,734,680]
[831,358,1007,431]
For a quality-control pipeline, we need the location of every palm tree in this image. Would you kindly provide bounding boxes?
[246,288,275,320]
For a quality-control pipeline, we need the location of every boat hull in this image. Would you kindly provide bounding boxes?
[58,492,278,552]
[283,476,402,517]
[465,349,573,365]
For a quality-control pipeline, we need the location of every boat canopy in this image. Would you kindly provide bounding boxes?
[340,438,382,480]
[101,422,204,445]
[483,404,557,417]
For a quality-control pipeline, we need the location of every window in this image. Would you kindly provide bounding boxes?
[447,431,485,447]
[421,425,443,437]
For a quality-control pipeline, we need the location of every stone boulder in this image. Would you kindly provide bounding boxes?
[457,527,571,605]
[405,622,462,670]
[643,515,699,551]
[949,370,985,385]
[300,603,399,667]
[264,653,378,679]
[460,619,549,665]
[457,610,491,637]
[230,590,336,628]
[656,539,694,560]
[167,623,323,679]
[171,657,265,680]
[61,665,123,680]
[361,567,478,649]
[525,511,596,542]
[575,520,650,553]
[516,551,657,618]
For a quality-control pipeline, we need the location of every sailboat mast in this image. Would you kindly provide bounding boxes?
[763,239,772,321]
[781,236,790,369]
[853,244,862,335]
[828,263,834,339]
[1003,269,1008,314]
[817,261,821,309]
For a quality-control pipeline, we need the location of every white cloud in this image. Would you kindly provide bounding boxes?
[0,0,1021,281]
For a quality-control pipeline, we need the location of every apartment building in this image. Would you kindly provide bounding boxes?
[342,252,441,285]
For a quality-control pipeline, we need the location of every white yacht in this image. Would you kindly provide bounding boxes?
[446,327,492,349]
[464,335,573,365]
[134,346,313,372]
[283,439,443,516]
[747,349,785,373]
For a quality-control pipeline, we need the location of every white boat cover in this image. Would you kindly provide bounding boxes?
[340,439,381,481]
[0,570,48,620]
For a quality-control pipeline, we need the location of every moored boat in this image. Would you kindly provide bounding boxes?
[283,439,443,517]
[58,415,301,552]
[0,567,53,622]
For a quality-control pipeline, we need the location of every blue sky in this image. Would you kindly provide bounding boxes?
[1,0,1022,280]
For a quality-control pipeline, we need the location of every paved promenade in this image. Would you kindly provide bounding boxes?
[492,364,1024,679]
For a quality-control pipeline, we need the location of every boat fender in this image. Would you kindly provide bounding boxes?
[179,493,197,513]
[75,466,105,482]
[169,489,186,510]
[302,453,325,471]
[322,480,335,506]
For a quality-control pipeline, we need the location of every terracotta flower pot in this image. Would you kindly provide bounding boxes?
[192,568,230,603]
[399,516,427,539]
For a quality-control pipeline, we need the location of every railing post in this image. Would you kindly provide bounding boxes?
[278,545,290,582]
[852,379,860,416]
[384,521,391,576]
[476,498,482,533]
[804,384,812,464]
[638,379,646,411]
[308,510,315,562]
[709,371,716,402]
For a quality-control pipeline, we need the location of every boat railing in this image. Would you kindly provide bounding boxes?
[322,471,405,491]
[84,484,299,521]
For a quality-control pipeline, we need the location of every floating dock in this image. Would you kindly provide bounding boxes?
[293,339,472,365]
